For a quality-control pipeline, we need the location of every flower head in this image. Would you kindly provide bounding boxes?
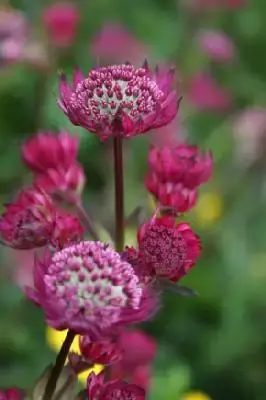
[87,373,145,400]
[145,143,213,213]
[58,62,179,140]
[26,241,157,337]
[0,388,23,400]
[42,2,80,47]
[196,29,236,63]
[51,211,84,249]
[0,187,55,249]
[188,73,232,111]
[22,131,79,174]
[79,335,123,365]
[138,215,201,282]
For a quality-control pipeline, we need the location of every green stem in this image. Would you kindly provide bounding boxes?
[113,137,124,252]
[75,202,100,241]
[43,330,75,400]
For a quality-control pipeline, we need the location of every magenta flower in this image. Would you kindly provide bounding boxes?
[26,241,157,337]
[145,143,213,213]
[87,373,145,400]
[51,211,84,249]
[58,62,179,140]
[22,131,79,174]
[0,187,55,250]
[0,388,23,400]
[137,215,201,282]
[42,2,80,47]
[196,29,236,63]
[90,23,147,64]
[79,335,123,365]
[188,73,232,111]
[35,162,85,199]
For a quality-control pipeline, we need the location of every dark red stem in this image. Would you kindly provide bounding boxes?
[113,137,124,252]
[43,330,75,400]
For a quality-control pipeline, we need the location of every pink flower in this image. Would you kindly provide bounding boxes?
[145,143,213,213]
[0,9,27,66]
[188,73,232,111]
[26,241,157,337]
[42,2,80,47]
[0,187,55,249]
[51,211,84,249]
[233,108,266,166]
[90,23,147,64]
[22,131,79,174]
[79,335,123,365]
[35,162,85,199]
[137,215,201,282]
[58,62,179,140]
[87,373,145,400]
[0,388,23,400]
[196,29,236,62]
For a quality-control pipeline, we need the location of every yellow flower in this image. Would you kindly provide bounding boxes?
[193,192,223,228]
[181,391,212,400]
[46,327,104,385]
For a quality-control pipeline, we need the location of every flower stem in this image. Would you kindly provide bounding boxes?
[43,330,75,400]
[75,202,100,241]
[113,137,124,252]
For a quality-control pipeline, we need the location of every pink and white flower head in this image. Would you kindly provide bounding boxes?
[58,61,180,141]
[79,335,123,365]
[42,2,80,47]
[0,388,24,400]
[145,143,213,213]
[137,215,201,282]
[22,131,79,174]
[188,73,232,112]
[87,373,145,400]
[90,23,147,64]
[35,162,85,200]
[0,187,55,250]
[51,211,84,249]
[196,29,236,63]
[26,241,157,337]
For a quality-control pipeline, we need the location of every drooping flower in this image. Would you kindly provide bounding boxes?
[0,388,24,400]
[58,62,179,140]
[188,73,232,111]
[26,241,157,337]
[22,131,79,174]
[137,215,201,282]
[87,373,145,400]
[90,23,148,64]
[42,2,80,47]
[0,187,55,249]
[145,143,213,213]
[79,335,123,365]
[196,29,236,63]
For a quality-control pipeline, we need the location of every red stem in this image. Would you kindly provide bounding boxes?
[113,137,124,252]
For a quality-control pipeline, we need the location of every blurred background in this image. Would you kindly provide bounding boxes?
[1,0,266,399]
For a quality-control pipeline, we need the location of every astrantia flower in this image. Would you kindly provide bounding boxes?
[58,62,179,140]
[0,388,24,400]
[51,211,84,249]
[87,373,145,400]
[42,2,80,47]
[26,241,157,337]
[137,215,201,282]
[145,143,213,213]
[196,29,236,63]
[22,131,79,174]
[0,187,55,249]
[79,335,123,365]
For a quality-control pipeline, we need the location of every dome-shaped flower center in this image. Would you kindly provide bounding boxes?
[140,224,186,276]
[44,242,142,316]
[70,65,165,124]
